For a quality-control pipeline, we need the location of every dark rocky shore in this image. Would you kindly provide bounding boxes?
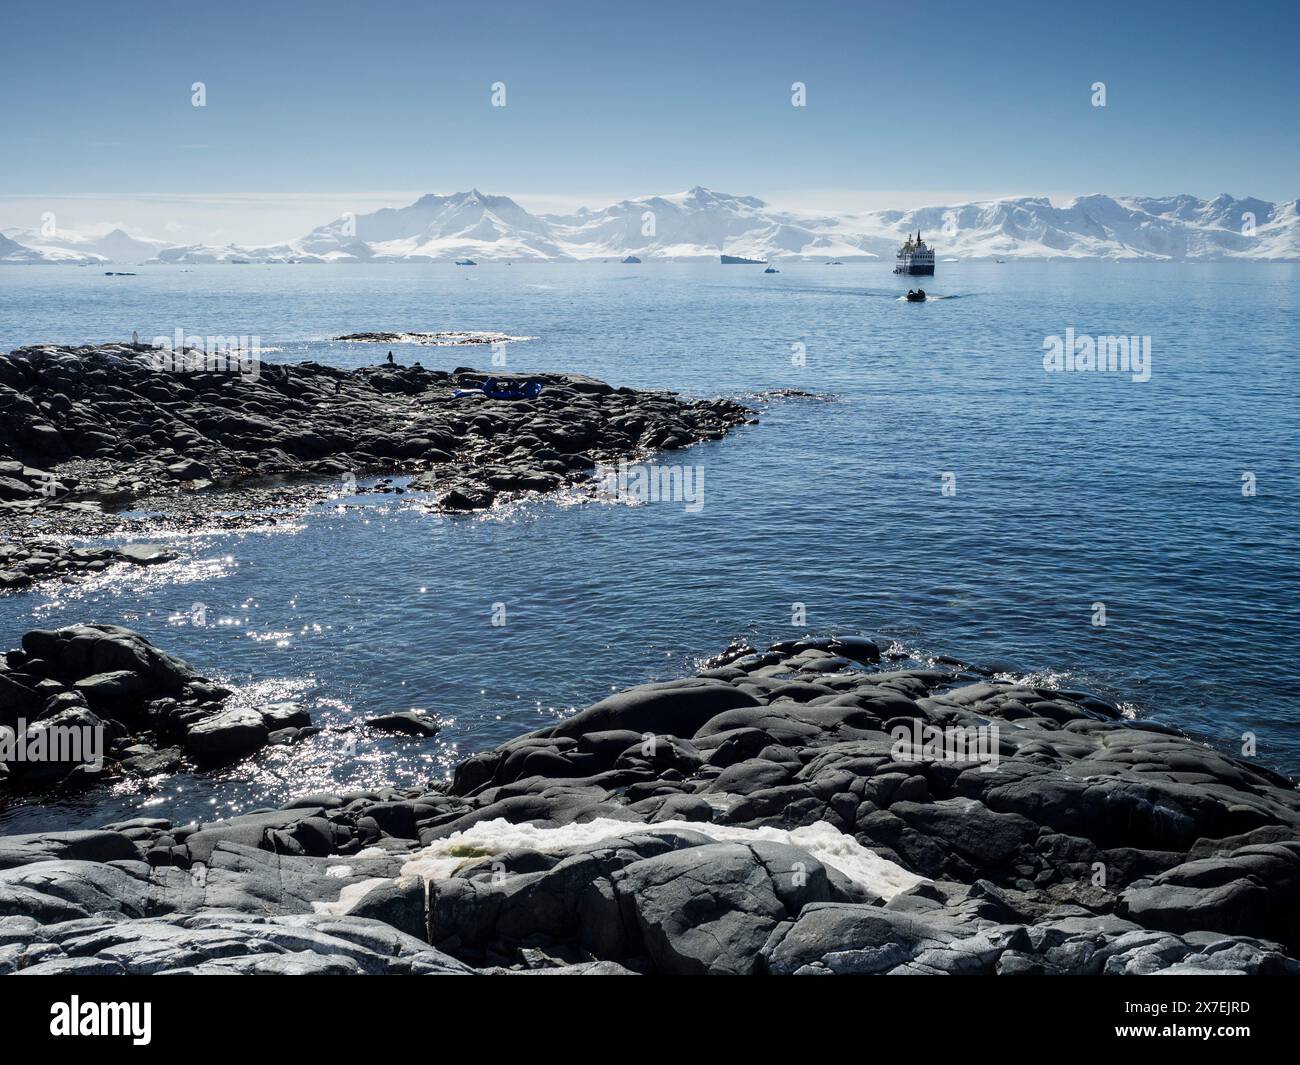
[2,344,1295,977]
[0,625,318,795]
[0,343,753,588]
[2,628,1297,975]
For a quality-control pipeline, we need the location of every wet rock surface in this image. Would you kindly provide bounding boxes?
[0,343,754,588]
[2,630,1297,975]
[0,540,176,591]
[0,624,313,795]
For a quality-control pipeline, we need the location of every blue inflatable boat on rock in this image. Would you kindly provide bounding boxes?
[452,377,544,400]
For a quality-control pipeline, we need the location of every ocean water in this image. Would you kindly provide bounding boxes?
[1,260,1298,832]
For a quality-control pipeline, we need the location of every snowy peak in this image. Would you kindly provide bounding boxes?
[0,223,167,264]
[0,233,43,262]
[298,189,565,260]
[0,231,105,264]
[84,227,165,262]
[677,186,768,210]
[543,187,834,260]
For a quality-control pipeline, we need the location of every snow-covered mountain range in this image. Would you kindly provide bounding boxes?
[0,224,172,265]
[4,188,1297,264]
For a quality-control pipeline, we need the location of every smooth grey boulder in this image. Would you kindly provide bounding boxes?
[345,876,427,941]
[0,671,42,715]
[0,859,153,923]
[0,830,137,870]
[183,706,269,763]
[613,840,845,975]
[259,702,311,731]
[1120,842,1300,949]
[364,711,441,737]
[548,680,762,741]
[761,903,954,976]
[74,669,148,699]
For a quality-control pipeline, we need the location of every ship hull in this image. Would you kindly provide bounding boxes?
[894,233,936,275]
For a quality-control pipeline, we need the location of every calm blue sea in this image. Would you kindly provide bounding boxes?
[1,261,1298,831]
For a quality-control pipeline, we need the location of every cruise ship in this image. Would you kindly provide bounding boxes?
[893,230,935,275]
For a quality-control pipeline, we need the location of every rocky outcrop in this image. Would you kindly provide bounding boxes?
[0,343,753,591]
[0,624,313,794]
[3,631,1297,975]
[0,343,751,518]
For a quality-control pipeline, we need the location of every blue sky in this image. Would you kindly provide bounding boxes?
[2,0,1297,241]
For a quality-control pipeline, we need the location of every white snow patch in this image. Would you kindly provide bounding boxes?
[335,331,535,346]
[399,816,927,900]
[311,875,392,915]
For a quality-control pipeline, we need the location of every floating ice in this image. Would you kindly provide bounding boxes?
[333,331,535,346]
